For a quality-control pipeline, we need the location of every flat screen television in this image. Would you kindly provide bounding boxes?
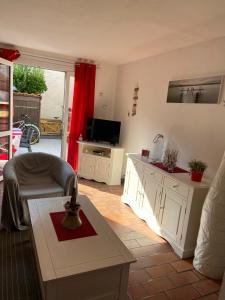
[86,118,121,145]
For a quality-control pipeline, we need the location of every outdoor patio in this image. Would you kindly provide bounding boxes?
[16,137,62,157]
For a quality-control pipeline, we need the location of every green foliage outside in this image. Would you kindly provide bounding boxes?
[13,64,48,94]
[188,159,207,172]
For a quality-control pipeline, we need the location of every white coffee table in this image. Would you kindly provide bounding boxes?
[28,195,136,300]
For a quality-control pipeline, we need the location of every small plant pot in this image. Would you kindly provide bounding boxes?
[191,171,204,182]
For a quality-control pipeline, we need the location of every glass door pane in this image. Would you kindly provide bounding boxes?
[0,63,10,131]
[0,135,9,160]
[61,71,73,160]
[0,135,10,178]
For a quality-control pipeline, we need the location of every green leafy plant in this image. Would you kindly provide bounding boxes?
[188,159,207,172]
[13,64,47,94]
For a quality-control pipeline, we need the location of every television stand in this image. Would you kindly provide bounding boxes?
[77,141,124,185]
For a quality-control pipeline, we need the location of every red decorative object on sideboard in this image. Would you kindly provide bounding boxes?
[141,149,150,158]
[151,162,189,174]
[191,171,204,182]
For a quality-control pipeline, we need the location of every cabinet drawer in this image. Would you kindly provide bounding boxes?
[144,167,163,183]
[164,176,189,198]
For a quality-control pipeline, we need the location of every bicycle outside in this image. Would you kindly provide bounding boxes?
[13,114,40,145]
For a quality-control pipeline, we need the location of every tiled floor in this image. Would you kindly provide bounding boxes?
[78,179,221,300]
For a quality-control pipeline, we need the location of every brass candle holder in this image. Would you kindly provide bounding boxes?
[61,186,82,230]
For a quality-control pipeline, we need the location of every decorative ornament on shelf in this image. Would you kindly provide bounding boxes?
[162,148,179,172]
[188,159,207,182]
[151,134,164,162]
[61,186,82,229]
[141,148,150,159]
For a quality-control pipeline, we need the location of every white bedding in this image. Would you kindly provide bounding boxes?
[193,151,225,279]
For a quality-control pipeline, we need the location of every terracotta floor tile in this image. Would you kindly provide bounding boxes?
[168,270,199,287]
[192,269,208,280]
[145,252,179,266]
[166,285,200,299]
[171,259,193,272]
[131,256,159,270]
[146,264,176,279]
[118,231,147,241]
[131,246,160,258]
[140,231,167,244]
[143,277,175,294]
[192,279,221,296]
[198,294,219,300]
[131,244,172,258]
[136,237,159,246]
[150,243,173,254]
[128,284,149,300]
[106,220,133,234]
[77,180,222,299]
[129,269,150,285]
[123,239,141,249]
[144,293,169,299]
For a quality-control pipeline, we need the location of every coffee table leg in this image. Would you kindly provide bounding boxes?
[118,264,131,300]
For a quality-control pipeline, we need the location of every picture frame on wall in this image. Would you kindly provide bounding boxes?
[166,75,224,104]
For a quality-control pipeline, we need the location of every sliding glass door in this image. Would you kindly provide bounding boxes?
[0,58,13,180]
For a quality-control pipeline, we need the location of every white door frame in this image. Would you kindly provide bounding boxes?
[61,71,74,160]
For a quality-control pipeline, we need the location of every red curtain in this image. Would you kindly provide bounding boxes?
[67,62,96,171]
[0,48,20,61]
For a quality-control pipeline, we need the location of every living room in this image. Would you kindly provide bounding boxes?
[1,1,225,300]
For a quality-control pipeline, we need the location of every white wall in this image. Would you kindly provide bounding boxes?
[114,37,225,178]
[41,69,65,120]
[11,46,118,122]
[94,63,117,120]
[68,63,118,120]
[38,65,117,121]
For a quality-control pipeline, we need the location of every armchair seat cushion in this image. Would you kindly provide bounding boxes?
[19,181,64,199]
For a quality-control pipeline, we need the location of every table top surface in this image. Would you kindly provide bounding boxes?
[128,154,211,188]
[28,196,135,282]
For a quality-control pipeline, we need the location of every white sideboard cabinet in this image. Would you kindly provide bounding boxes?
[122,154,210,258]
[78,141,124,185]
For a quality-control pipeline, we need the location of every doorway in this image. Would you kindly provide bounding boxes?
[13,64,72,158]
[31,68,65,156]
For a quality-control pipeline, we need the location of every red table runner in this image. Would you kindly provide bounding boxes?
[150,162,189,174]
[50,210,97,241]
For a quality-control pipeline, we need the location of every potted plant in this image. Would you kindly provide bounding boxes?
[188,159,207,182]
[13,64,47,94]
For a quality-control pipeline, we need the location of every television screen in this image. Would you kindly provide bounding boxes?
[86,118,121,145]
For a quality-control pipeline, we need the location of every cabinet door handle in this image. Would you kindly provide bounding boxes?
[172,184,179,188]
[150,172,155,175]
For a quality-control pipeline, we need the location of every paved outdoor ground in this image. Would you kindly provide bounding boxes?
[16,137,62,157]
[31,137,61,156]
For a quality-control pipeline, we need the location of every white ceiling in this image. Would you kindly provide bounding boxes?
[1,0,225,65]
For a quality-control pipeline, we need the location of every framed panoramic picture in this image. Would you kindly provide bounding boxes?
[166,75,224,104]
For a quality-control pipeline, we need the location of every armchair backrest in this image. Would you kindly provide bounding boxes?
[4,153,75,189]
